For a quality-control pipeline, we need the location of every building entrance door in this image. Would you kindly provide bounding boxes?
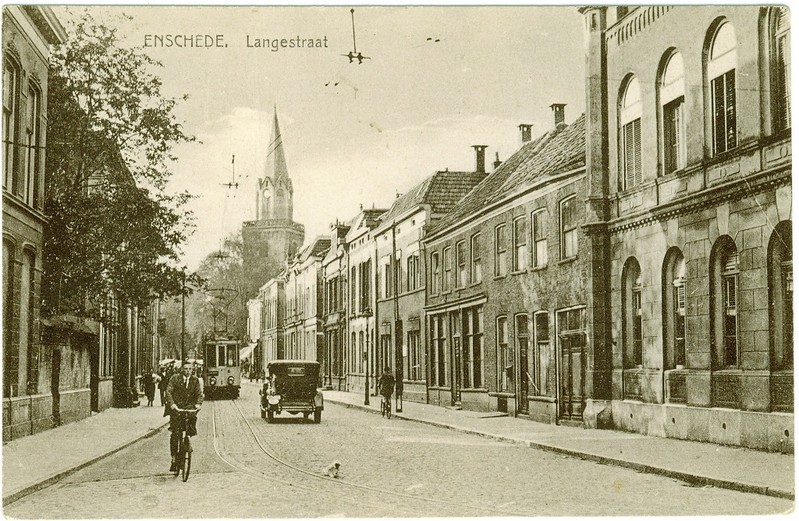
[450,311,462,404]
[516,315,530,415]
[558,332,585,421]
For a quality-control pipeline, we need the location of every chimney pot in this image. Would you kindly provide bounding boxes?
[493,152,502,170]
[472,145,488,174]
[550,103,566,129]
[519,124,534,144]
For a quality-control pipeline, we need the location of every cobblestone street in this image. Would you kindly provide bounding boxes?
[4,385,792,518]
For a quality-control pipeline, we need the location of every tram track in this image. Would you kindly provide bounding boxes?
[212,397,531,517]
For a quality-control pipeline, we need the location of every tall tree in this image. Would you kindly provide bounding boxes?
[43,10,196,317]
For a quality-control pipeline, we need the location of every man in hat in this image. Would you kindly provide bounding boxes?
[165,360,203,471]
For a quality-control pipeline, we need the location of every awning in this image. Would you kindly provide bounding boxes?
[41,316,100,335]
[239,343,256,361]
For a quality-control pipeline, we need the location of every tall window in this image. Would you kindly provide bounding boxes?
[495,224,507,277]
[442,246,452,292]
[407,254,420,292]
[382,258,392,298]
[533,312,549,396]
[407,330,421,380]
[560,196,578,259]
[496,316,510,391]
[661,52,686,174]
[532,210,547,267]
[456,241,467,288]
[663,249,686,369]
[513,217,528,271]
[3,240,14,397]
[772,8,791,132]
[470,233,482,283]
[623,258,643,368]
[711,237,739,368]
[620,76,642,189]
[463,306,484,388]
[350,266,356,312]
[24,84,40,207]
[431,315,447,386]
[3,57,19,191]
[708,21,737,155]
[768,222,792,370]
[431,251,440,294]
[515,313,529,394]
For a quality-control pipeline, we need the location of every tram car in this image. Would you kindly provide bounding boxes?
[202,333,241,399]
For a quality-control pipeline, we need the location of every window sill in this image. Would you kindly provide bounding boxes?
[493,274,507,280]
[530,265,547,272]
[558,256,577,265]
[510,269,527,276]
[469,281,483,288]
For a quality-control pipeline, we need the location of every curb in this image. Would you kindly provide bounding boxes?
[2,419,170,506]
[327,398,794,501]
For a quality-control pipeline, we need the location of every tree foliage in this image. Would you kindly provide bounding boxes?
[43,10,196,316]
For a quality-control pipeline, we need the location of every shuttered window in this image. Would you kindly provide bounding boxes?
[663,97,686,174]
[623,118,642,188]
[712,71,737,155]
[774,8,791,131]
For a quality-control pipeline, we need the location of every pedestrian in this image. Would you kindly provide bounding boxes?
[259,368,266,382]
[158,366,168,406]
[142,368,158,407]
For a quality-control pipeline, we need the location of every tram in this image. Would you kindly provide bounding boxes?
[202,332,241,399]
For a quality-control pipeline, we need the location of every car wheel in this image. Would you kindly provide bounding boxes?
[303,412,310,421]
[314,409,322,424]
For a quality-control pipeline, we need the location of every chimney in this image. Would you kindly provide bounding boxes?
[519,124,534,143]
[493,152,502,170]
[472,145,488,173]
[550,103,566,129]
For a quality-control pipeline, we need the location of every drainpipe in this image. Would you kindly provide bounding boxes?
[391,221,403,412]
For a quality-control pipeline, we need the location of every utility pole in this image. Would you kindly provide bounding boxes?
[181,270,186,362]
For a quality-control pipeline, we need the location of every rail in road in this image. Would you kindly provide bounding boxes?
[209,398,531,517]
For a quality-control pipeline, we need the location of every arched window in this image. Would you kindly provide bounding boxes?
[771,7,791,132]
[622,257,643,368]
[663,248,686,369]
[710,236,739,368]
[620,77,642,189]
[768,221,792,370]
[660,51,686,174]
[707,21,738,155]
[3,56,20,191]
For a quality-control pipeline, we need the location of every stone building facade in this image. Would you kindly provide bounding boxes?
[3,6,67,440]
[260,277,285,365]
[581,5,792,451]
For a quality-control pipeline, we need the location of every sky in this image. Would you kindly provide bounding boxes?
[59,5,586,270]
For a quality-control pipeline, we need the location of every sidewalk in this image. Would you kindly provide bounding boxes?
[2,403,168,505]
[324,390,795,500]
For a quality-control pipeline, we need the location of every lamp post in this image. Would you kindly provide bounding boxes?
[181,270,186,362]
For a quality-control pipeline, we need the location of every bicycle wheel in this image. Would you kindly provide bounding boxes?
[173,438,182,477]
[182,436,192,482]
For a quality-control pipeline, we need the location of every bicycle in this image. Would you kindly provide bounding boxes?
[380,394,392,419]
[172,408,198,482]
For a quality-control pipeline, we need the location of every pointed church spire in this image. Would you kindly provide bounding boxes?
[264,106,290,184]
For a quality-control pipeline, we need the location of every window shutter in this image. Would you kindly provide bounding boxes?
[777,33,791,130]
[633,118,642,186]
[724,71,737,150]
[624,121,634,188]
[712,76,726,154]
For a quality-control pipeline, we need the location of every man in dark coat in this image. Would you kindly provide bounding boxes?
[165,360,203,471]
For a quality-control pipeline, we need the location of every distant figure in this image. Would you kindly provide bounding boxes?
[378,366,395,403]
[142,368,158,407]
[158,367,168,406]
[259,369,266,382]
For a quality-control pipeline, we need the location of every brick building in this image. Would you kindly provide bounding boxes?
[373,162,486,404]
[321,222,350,389]
[424,110,599,422]
[3,6,67,440]
[283,237,330,362]
[343,208,386,397]
[581,5,792,451]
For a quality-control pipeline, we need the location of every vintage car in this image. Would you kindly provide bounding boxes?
[260,360,324,423]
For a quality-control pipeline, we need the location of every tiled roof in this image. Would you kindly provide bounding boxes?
[379,170,487,225]
[429,115,586,236]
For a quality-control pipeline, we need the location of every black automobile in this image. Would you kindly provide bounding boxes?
[260,360,324,423]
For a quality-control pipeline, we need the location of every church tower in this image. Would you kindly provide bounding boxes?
[242,107,305,298]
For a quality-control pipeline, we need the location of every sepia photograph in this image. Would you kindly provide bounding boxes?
[1,2,794,517]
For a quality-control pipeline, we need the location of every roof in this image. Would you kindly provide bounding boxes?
[378,170,487,225]
[429,115,586,237]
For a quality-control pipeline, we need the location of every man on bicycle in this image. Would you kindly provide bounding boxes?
[378,366,395,406]
[165,360,203,471]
